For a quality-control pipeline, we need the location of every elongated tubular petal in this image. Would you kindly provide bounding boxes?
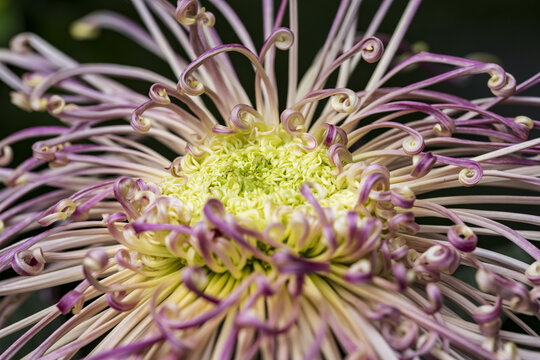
[57,281,90,315]
[343,0,393,81]
[298,0,348,92]
[424,154,483,186]
[307,36,384,129]
[285,0,299,109]
[130,99,206,138]
[345,100,455,138]
[280,109,306,135]
[415,201,478,253]
[178,44,279,126]
[0,51,55,73]
[4,157,45,187]
[348,121,424,155]
[132,0,184,78]
[453,210,540,260]
[147,0,197,62]
[149,83,216,130]
[423,283,443,315]
[11,247,46,276]
[327,143,352,172]
[278,110,318,150]
[0,189,68,232]
[53,144,169,169]
[354,64,516,132]
[365,0,422,93]
[343,258,373,284]
[31,125,186,157]
[181,266,221,304]
[179,4,242,115]
[389,212,419,234]
[260,0,283,95]
[114,248,143,274]
[236,297,300,335]
[380,317,418,351]
[203,199,271,262]
[158,273,255,330]
[300,183,337,250]
[316,123,348,147]
[357,165,390,204]
[273,251,330,275]
[42,153,167,179]
[131,222,192,235]
[302,304,329,360]
[436,103,530,140]
[0,222,102,272]
[0,309,61,360]
[207,0,256,52]
[112,179,139,219]
[9,33,129,93]
[105,290,139,312]
[70,188,113,220]
[259,27,294,61]
[85,335,165,360]
[375,52,484,90]
[313,37,384,92]
[257,27,294,112]
[331,274,499,359]
[29,63,176,111]
[292,88,359,116]
[333,2,360,91]
[230,104,265,130]
[71,11,166,60]
[473,137,540,163]
[82,248,113,293]
[0,126,67,166]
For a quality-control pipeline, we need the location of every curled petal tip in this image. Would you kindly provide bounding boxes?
[273,27,294,50]
[175,0,199,25]
[401,136,424,155]
[12,248,46,276]
[177,75,205,96]
[489,72,516,98]
[149,84,171,105]
[231,104,264,131]
[526,261,540,285]
[458,166,483,186]
[46,95,66,115]
[197,11,215,27]
[9,33,31,54]
[447,224,477,252]
[130,113,152,133]
[280,109,306,135]
[330,89,360,114]
[361,37,384,63]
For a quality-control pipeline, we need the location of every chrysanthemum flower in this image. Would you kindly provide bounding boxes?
[1,0,539,359]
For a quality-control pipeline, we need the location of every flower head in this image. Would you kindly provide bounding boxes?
[0,1,539,359]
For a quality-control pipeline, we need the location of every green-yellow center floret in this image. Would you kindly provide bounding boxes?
[159,126,356,228]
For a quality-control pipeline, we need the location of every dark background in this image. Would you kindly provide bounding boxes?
[0,0,539,356]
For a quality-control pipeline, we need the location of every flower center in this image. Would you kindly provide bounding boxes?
[159,126,357,228]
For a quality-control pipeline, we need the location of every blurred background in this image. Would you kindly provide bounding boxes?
[0,0,539,356]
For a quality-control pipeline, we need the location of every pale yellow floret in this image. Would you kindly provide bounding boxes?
[159,126,357,229]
